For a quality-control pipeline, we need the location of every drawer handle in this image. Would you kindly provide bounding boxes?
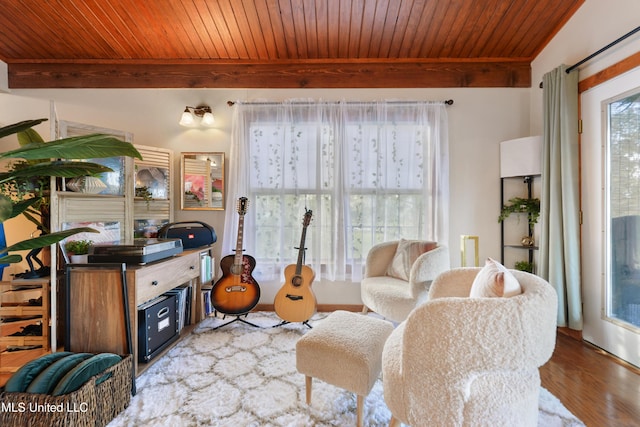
[189,265,195,270]
[151,280,158,286]
[157,307,169,318]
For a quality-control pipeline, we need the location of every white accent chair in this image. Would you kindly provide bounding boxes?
[382,268,558,427]
[360,241,450,323]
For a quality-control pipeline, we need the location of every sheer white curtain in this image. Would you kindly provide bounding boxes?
[223,100,448,283]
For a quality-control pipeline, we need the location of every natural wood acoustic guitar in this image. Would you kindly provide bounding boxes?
[211,197,261,315]
[274,209,317,323]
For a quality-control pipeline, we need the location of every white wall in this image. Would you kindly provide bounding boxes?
[3,87,532,304]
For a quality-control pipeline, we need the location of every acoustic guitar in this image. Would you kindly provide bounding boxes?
[211,197,261,315]
[274,209,317,323]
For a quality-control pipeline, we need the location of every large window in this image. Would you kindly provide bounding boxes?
[223,101,448,282]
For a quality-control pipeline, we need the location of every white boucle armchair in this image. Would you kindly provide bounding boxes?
[360,241,450,323]
[382,268,558,427]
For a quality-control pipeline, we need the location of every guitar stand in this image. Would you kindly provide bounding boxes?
[211,312,260,330]
[272,320,313,329]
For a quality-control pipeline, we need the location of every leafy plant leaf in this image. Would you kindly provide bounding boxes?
[0,254,23,264]
[6,197,40,221]
[21,208,44,232]
[17,128,45,146]
[0,161,113,184]
[0,195,12,222]
[0,119,48,139]
[0,134,142,161]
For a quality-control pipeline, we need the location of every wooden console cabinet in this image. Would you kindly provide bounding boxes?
[66,247,212,376]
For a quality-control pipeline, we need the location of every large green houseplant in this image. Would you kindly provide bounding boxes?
[0,118,142,267]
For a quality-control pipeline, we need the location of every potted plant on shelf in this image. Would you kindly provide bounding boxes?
[64,240,93,263]
[498,197,541,227]
[515,260,534,273]
[135,185,153,208]
[0,118,142,277]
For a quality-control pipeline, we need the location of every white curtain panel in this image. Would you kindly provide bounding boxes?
[223,100,449,283]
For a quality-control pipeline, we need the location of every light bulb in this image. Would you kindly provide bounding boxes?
[179,108,195,127]
[201,111,215,127]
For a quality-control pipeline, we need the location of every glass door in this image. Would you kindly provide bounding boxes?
[608,92,640,331]
[582,68,640,368]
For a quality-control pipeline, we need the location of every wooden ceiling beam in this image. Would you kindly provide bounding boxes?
[7,59,531,89]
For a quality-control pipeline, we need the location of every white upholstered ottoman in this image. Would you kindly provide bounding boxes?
[296,310,394,427]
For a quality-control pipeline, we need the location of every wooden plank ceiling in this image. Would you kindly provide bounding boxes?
[0,0,584,89]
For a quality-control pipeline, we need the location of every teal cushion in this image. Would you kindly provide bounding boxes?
[26,353,93,394]
[3,352,73,393]
[52,353,122,396]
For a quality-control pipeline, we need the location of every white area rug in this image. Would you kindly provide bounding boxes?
[108,312,585,426]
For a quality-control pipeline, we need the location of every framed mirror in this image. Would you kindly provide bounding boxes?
[180,152,225,210]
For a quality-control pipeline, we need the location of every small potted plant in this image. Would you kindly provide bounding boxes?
[498,197,541,227]
[65,239,93,263]
[135,185,153,208]
[514,260,534,273]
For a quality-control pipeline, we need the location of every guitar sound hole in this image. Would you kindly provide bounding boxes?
[291,275,303,287]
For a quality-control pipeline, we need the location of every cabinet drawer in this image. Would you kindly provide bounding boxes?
[135,253,200,305]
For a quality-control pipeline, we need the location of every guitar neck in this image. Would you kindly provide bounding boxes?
[234,214,245,266]
[295,225,308,275]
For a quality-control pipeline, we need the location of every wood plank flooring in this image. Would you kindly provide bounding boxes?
[541,332,640,427]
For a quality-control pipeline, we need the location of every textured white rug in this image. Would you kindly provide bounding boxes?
[108,312,585,427]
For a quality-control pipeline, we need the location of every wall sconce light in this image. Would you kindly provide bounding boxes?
[179,105,215,127]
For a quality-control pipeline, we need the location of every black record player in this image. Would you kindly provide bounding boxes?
[88,238,183,265]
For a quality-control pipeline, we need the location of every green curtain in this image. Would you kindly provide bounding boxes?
[539,64,583,330]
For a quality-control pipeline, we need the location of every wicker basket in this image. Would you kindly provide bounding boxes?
[0,354,132,427]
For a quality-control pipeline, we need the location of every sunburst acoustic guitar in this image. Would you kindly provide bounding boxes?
[211,197,261,316]
[274,209,317,324]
